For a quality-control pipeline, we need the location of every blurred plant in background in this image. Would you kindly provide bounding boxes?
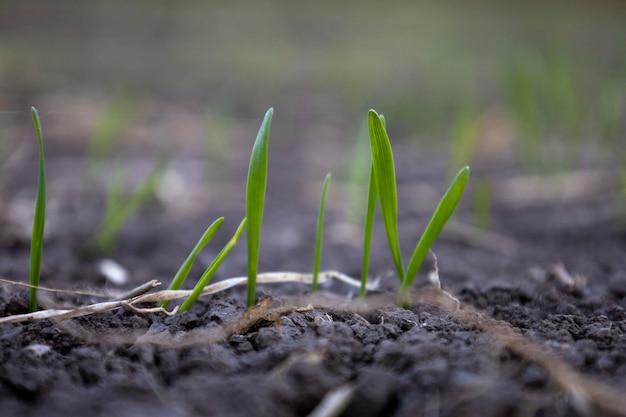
[0,0,624,224]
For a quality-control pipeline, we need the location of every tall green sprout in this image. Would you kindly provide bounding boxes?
[311,173,331,292]
[368,109,470,305]
[245,108,274,307]
[368,111,404,280]
[29,107,46,312]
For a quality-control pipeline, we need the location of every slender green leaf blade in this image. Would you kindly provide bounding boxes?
[29,107,46,312]
[359,162,377,299]
[312,173,331,292]
[246,108,273,306]
[368,109,404,280]
[160,217,224,308]
[401,166,471,298]
[180,218,247,312]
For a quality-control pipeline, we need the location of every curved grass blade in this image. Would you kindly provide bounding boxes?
[368,109,404,280]
[160,217,224,308]
[246,108,274,307]
[29,107,46,312]
[399,166,471,302]
[359,163,377,299]
[312,173,331,292]
[179,218,247,312]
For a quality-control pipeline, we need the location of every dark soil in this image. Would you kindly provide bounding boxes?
[1,124,626,417]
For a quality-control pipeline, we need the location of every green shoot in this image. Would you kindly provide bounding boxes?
[91,155,167,252]
[312,173,331,292]
[29,107,46,312]
[179,218,247,312]
[245,108,274,307]
[368,109,404,280]
[399,166,470,303]
[160,217,225,308]
[368,109,470,304]
[359,163,376,299]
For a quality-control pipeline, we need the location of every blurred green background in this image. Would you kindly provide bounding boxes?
[1,0,625,176]
[0,0,625,285]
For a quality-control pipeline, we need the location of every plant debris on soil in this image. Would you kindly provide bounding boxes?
[1,124,626,417]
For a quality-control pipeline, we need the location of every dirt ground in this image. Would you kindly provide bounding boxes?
[0,117,625,417]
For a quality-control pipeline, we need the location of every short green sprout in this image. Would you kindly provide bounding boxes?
[179,218,247,312]
[160,217,225,309]
[311,173,331,292]
[359,163,376,299]
[29,107,46,312]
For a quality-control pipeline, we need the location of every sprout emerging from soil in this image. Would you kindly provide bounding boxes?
[245,108,274,307]
[368,109,470,304]
[23,106,469,314]
[160,217,225,309]
[29,107,46,312]
[359,163,377,299]
[179,218,247,312]
[312,173,331,292]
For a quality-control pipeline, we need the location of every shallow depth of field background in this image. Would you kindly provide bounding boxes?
[0,0,625,223]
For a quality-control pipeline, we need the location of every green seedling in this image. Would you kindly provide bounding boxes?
[400,165,470,302]
[359,163,376,299]
[312,173,331,292]
[29,107,46,312]
[246,108,274,307]
[179,218,247,312]
[91,155,167,252]
[160,217,225,308]
[368,110,470,305]
[368,111,404,280]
